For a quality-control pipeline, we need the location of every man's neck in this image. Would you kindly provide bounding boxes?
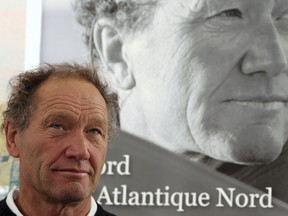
[14,189,91,216]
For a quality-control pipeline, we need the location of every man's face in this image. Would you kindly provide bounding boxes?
[15,77,108,202]
[124,0,288,164]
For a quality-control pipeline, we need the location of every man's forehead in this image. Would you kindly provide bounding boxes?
[34,77,107,110]
[36,94,108,124]
[38,77,98,96]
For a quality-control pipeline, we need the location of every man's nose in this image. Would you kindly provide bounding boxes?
[241,21,287,77]
[65,132,90,160]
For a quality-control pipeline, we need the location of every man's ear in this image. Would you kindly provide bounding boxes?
[5,120,20,158]
[93,19,135,90]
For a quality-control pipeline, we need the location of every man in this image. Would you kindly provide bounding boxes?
[0,63,119,215]
[73,0,288,201]
[73,0,288,165]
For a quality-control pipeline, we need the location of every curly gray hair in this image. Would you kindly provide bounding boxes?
[72,0,157,62]
[1,62,120,140]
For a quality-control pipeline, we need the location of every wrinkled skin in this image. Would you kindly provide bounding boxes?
[6,77,109,215]
[119,0,288,164]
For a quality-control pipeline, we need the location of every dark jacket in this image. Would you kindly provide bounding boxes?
[0,198,116,216]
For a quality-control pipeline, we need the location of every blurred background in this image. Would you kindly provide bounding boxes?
[0,0,26,200]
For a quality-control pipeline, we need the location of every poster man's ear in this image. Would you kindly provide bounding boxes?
[93,19,135,90]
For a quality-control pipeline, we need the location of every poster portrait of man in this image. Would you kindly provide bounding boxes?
[71,0,288,201]
[78,0,288,161]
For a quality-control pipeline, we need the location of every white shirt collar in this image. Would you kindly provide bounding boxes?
[6,188,97,216]
[6,188,23,216]
[88,195,98,216]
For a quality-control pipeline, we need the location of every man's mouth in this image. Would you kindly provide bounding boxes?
[57,168,87,173]
[52,168,90,176]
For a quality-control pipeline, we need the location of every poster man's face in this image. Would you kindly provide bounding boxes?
[123,0,288,164]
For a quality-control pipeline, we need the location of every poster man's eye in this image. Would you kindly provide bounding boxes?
[218,9,242,19]
[276,12,288,21]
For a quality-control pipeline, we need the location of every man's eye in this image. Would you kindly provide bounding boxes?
[89,128,102,136]
[218,9,242,19]
[50,124,64,130]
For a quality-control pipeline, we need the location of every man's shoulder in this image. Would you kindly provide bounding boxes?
[0,197,6,207]
[0,198,16,216]
[96,203,116,216]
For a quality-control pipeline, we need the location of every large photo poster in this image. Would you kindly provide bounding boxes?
[41,0,288,215]
[1,0,288,215]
